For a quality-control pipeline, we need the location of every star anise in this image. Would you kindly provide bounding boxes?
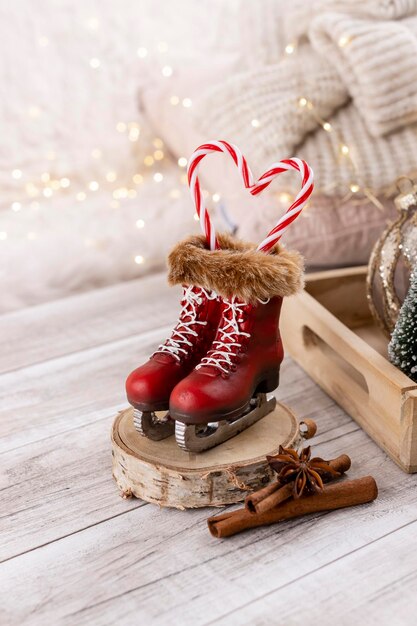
[266,446,341,499]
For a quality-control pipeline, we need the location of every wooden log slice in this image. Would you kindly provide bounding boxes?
[112,403,299,509]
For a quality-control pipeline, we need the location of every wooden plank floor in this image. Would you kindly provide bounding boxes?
[1,273,416,625]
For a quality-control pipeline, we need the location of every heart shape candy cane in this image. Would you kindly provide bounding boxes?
[187,140,314,253]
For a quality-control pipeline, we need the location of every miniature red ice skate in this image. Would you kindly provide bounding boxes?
[126,285,222,439]
[126,140,313,452]
[168,233,303,452]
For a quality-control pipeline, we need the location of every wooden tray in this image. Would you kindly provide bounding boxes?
[281,266,417,473]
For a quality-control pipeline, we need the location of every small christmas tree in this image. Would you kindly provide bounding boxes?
[388,266,417,382]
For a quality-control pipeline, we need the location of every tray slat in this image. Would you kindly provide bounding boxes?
[281,266,417,472]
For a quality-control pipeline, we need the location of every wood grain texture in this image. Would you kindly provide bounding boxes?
[212,514,417,626]
[0,327,172,453]
[112,404,299,508]
[0,275,414,625]
[281,266,417,472]
[0,272,174,375]
[0,416,144,563]
[0,353,339,563]
[1,430,415,626]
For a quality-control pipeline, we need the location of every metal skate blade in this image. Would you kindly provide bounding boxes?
[133,409,174,441]
[175,393,277,453]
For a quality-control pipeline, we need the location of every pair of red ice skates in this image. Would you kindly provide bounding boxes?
[126,232,303,453]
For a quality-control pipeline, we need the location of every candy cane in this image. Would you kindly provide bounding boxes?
[187,141,254,251]
[187,143,314,254]
[252,158,314,253]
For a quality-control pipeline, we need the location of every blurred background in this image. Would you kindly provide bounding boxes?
[2,0,417,313]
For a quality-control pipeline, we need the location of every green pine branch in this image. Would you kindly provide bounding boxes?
[388,266,417,382]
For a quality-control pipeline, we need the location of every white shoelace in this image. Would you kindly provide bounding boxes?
[154,286,216,361]
[197,299,250,374]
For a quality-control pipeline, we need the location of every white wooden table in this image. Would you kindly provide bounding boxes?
[1,273,416,626]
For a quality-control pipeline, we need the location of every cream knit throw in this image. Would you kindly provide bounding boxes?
[310,12,417,136]
[195,0,417,197]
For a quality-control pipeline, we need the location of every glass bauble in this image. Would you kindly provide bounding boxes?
[367,180,417,337]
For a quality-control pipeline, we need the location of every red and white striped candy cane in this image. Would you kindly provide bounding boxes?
[187,143,314,253]
[251,157,314,253]
[187,141,254,251]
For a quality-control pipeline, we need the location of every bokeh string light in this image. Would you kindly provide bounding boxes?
[253,33,386,210]
[0,25,278,254]
[1,29,209,261]
[7,23,392,255]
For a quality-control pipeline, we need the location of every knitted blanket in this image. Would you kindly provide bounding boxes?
[196,0,417,197]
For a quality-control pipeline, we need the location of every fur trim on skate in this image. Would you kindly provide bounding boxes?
[167,233,304,303]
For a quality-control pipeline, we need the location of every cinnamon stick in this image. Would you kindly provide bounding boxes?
[208,476,377,538]
[246,483,293,514]
[299,418,318,439]
[245,454,351,515]
[244,481,282,512]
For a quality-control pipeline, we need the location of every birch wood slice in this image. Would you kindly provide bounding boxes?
[112,403,299,509]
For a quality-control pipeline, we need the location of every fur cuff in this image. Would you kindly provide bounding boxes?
[167,233,304,303]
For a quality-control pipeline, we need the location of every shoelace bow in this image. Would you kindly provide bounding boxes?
[197,298,250,375]
[154,286,216,361]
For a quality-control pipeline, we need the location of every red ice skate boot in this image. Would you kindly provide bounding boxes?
[126,282,221,440]
[167,233,304,452]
